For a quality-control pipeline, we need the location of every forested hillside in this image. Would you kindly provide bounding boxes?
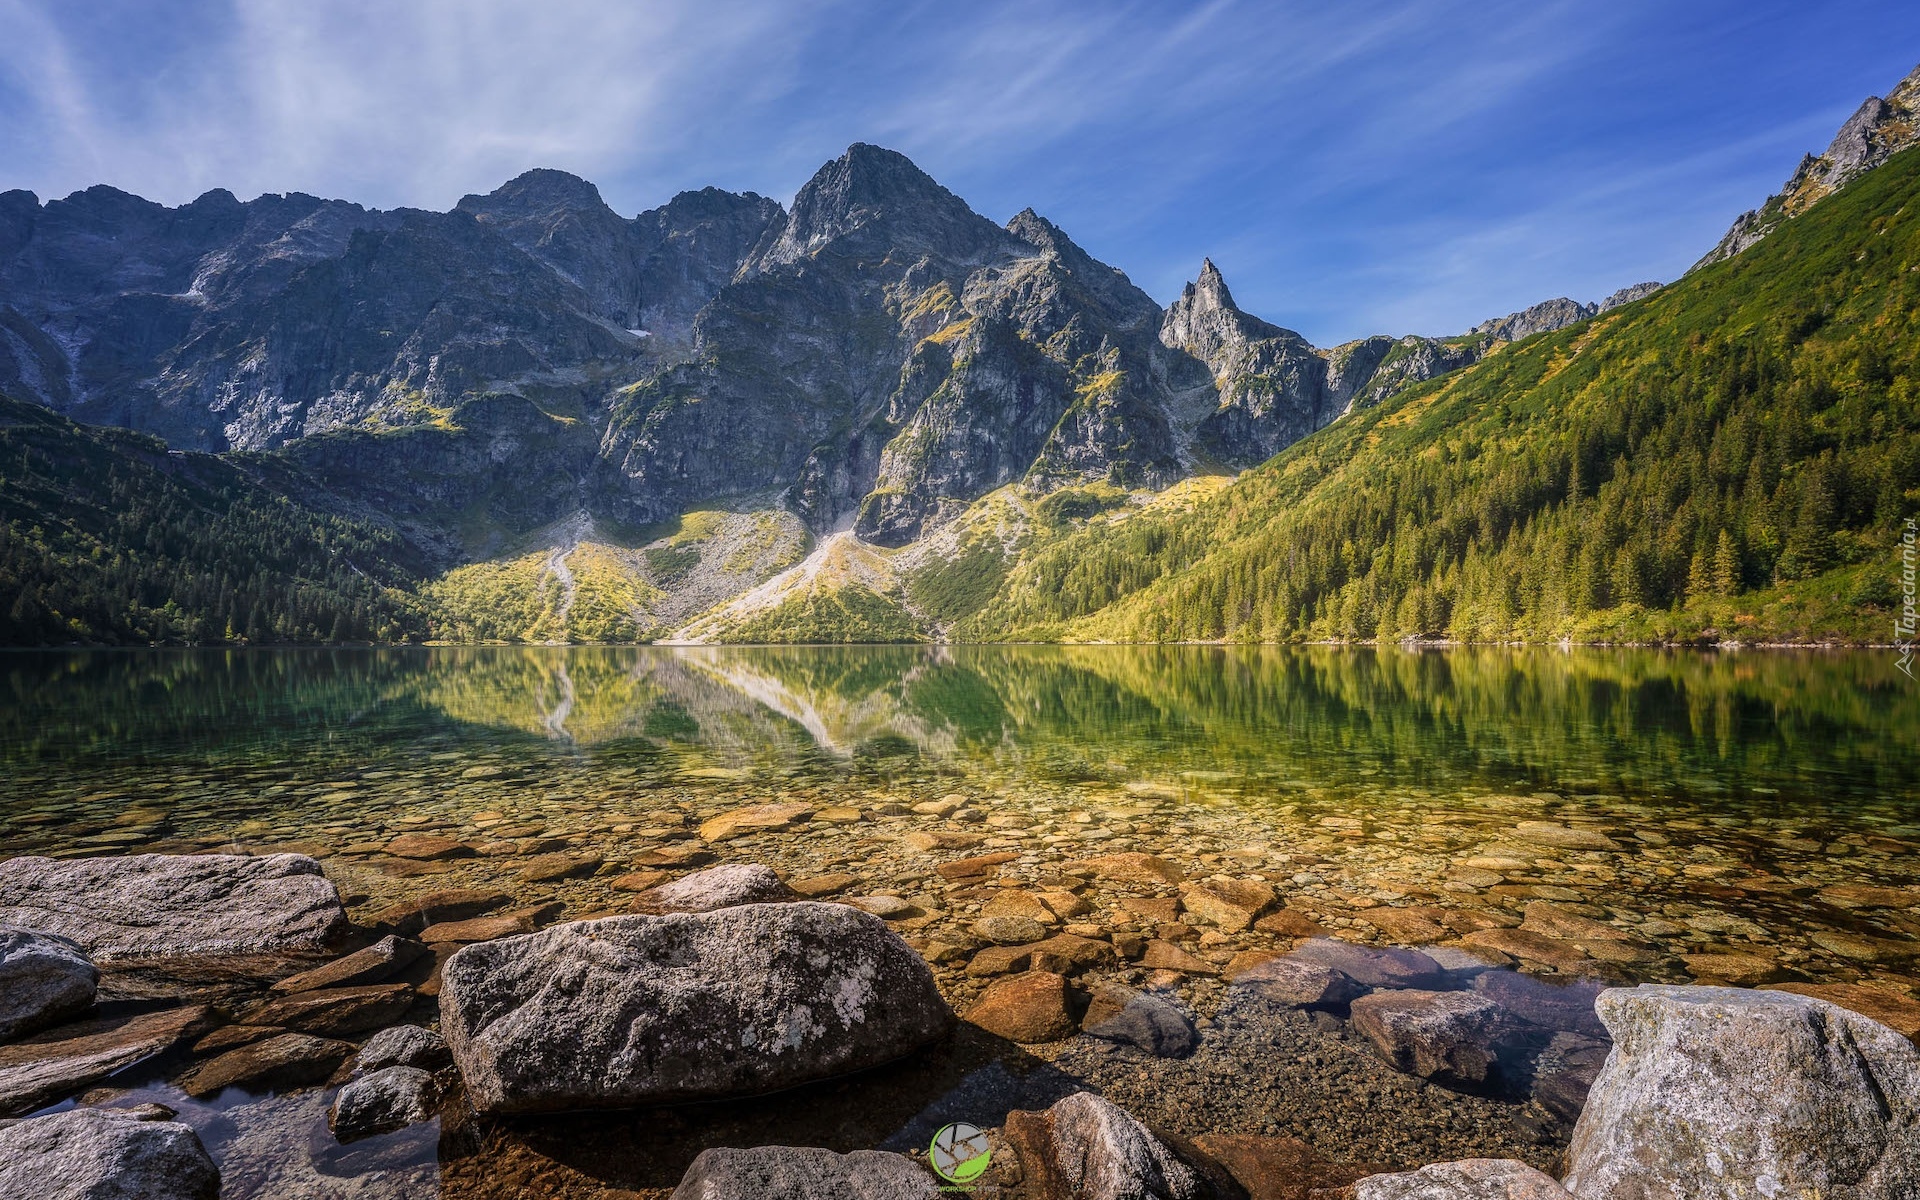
[961,143,1920,645]
[0,397,428,645]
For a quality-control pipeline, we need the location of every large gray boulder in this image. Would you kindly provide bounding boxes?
[1564,985,1920,1199]
[0,854,346,962]
[0,1106,220,1200]
[0,928,96,1040]
[1005,1091,1224,1200]
[1349,990,1517,1088]
[1351,1159,1574,1199]
[438,902,954,1114]
[671,1147,938,1199]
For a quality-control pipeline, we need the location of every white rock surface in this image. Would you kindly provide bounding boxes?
[633,863,794,913]
[671,1146,938,1199]
[1353,1159,1575,1199]
[0,1106,219,1200]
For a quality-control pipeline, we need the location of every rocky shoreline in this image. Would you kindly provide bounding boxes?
[0,845,1915,1198]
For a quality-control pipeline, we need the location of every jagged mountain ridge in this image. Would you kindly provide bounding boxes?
[1,145,1654,561]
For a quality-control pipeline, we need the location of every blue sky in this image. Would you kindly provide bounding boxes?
[2,1,1917,344]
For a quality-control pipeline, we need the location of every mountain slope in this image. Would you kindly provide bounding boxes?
[0,395,428,644]
[962,133,1920,645]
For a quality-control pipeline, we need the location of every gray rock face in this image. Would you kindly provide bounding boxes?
[350,1024,450,1075]
[0,928,96,1041]
[1006,1091,1217,1200]
[1350,990,1517,1088]
[0,1106,220,1200]
[1596,282,1661,312]
[1350,1158,1574,1200]
[437,903,954,1114]
[0,854,347,962]
[1563,985,1920,1200]
[328,1065,440,1142]
[632,863,794,913]
[1231,957,1368,1009]
[1470,298,1597,343]
[270,934,425,993]
[671,1146,938,1200]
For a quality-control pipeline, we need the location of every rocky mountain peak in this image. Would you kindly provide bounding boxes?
[1472,297,1597,342]
[752,144,1020,271]
[456,169,611,219]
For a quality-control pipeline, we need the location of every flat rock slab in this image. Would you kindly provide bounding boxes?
[1564,985,1920,1200]
[244,982,415,1038]
[671,1146,937,1199]
[1232,958,1367,1009]
[0,928,97,1041]
[0,1005,216,1117]
[366,888,511,936]
[0,854,346,963]
[270,935,425,994]
[177,1031,355,1098]
[1082,984,1197,1057]
[438,902,954,1114]
[967,971,1078,1044]
[698,803,814,842]
[1350,1158,1575,1199]
[1065,853,1186,885]
[0,1107,220,1200]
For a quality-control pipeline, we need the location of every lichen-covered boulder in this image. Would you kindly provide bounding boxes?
[1563,985,1920,1200]
[630,863,794,914]
[0,854,346,962]
[0,929,96,1041]
[0,1106,219,1200]
[438,902,954,1113]
[329,1065,440,1142]
[671,1146,937,1199]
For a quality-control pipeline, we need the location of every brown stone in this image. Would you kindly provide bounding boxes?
[366,888,511,935]
[1224,950,1283,980]
[0,1005,217,1117]
[177,1031,355,1098]
[1254,909,1329,938]
[1811,930,1920,963]
[789,873,859,897]
[517,854,602,883]
[270,935,426,994]
[903,831,987,852]
[1024,934,1115,975]
[1140,940,1219,976]
[1459,928,1597,973]
[965,971,1078,1043]
[935,852,1020,882]
[243,983,415,1038]
[1762,981,1920,1040]
[1682,953,1783,986]
[981,890,1060,926]
[697,803,814,842]
[1361,908,1449,945]
[1118,896,1183,923]
[1818,885,1920,910]
[1438,907,1520,933]
[1192,1133,1387,1200]
[419,915,532,944]
[1180,879,1276,932]
[191,1024,281,1055]
[1512,822,1619,851]
[1066,853,1185,886]
[382,833,475,860]
[632,845,716,868]
[609,870,671,893]
[1036,890,1092,920]
[967,946,1033,977]
[1232,957,1367,1008]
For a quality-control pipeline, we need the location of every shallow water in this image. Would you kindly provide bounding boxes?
[2,645,1917,1195]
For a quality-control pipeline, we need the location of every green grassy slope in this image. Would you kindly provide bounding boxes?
[960,146,1920,645]
[0,396,429,645]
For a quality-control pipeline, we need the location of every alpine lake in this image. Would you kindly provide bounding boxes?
[2,645,1916,1197]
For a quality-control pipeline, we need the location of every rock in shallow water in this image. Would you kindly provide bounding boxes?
[0,1106,220,1200]
[966,971,1079,1044]
[1082,984,1198,1057]
[351,1024,450,1075]
[1005,1091,1226,1200]
[0,928,96,1041]
[1563,985,1920,1200]
[329,1064,440,1141]
[670,1146,937,1199]
[0,1005,217,1117]
[437,902,953,1114]
[1348,1158,1574,1199]
[0,854,346,962]
[631,863,794,913]
[1287,940,1446,990]
[1349,990,1517,1089]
